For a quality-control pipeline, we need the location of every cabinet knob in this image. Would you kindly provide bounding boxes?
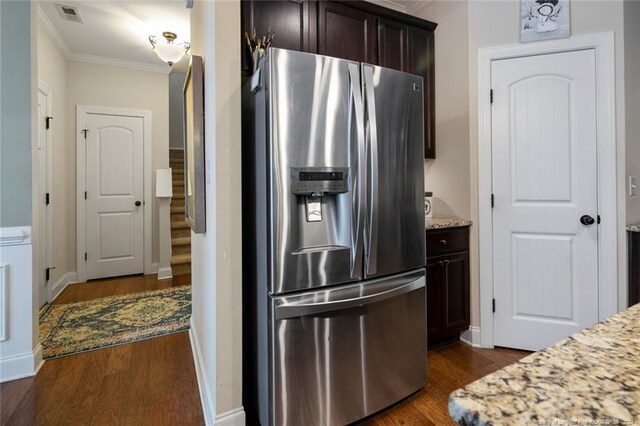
[439,239,447,245]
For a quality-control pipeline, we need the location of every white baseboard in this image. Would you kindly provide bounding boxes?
[460,326,481,348]
[190,318,216,426]
[0,346,41,383]
[33,343,44,374]
[215,408,246,426]
[151,262,159,274]
[49,271,77,302]
[157,266,173,280]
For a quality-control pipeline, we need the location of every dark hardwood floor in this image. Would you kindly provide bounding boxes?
[1,274,527,425]
[361,343,528,425]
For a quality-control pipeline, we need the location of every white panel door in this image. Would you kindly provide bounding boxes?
[492,50,599,351]
[37,89,49,306]
[86,113,144,280]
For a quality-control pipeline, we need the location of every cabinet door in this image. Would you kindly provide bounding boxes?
[377,18,407,72]
[407,25,435,158]
[241,0,316,76]
[443,252,470,332]
[318,1,377,64]
[426,256,445,344]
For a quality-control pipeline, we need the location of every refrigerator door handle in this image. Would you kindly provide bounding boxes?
[363,65,379,275]
[274,276,425,320]
[348,63,365,280]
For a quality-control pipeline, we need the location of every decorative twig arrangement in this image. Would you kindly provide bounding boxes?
[244,28,275,71]
[244,28,275,56]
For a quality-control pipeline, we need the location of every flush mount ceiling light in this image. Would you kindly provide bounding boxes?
[149,32,190,66]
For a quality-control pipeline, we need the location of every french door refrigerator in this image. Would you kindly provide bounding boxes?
[242,48,426,426]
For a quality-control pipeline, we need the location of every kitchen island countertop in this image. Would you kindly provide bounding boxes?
[448,303,640,425]
[425,215,472,230]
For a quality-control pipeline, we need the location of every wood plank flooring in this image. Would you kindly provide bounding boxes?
[1,274,528,425]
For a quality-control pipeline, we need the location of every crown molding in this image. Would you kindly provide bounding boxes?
[36,4,170,75]
[405,0,433,16]
[365,0,407,13]
[37,4,72,57]
[67,52,171,74]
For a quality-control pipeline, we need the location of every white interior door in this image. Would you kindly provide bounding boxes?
[86,113,144,280]
[37,88,50,306]
[491,49,599,351]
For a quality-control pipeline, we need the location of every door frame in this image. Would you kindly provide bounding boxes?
[76,106,152,283]
[477,32,618,348]
[37,82,53,304]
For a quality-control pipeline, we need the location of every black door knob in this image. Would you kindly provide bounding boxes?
[580,215,595,225]
[135,200,142,207]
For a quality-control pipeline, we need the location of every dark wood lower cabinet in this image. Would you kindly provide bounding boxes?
[426,227,471,346]
[628,230,640,307]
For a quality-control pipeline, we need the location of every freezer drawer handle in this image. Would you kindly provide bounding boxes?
[275,278,424,320]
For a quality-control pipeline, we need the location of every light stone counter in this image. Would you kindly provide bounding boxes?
[425,215,472,230]
[627,224,640,232]
[448,303,640,425]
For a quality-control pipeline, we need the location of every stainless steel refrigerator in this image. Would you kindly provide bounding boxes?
[242,48,426,426]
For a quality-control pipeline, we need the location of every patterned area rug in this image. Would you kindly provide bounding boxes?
[40,285,191,359]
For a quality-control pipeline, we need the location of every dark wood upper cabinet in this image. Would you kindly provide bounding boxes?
[407,26,436,158]
[241,0,316,75]
[318,1,377,64]
[377,18,408,72]
[240,0,437,158]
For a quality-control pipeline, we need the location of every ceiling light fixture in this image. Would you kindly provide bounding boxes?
[149,32,190,66]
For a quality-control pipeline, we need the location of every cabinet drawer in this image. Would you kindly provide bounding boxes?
[426,227,469,257]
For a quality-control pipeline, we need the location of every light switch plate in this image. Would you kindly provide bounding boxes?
[629,176,637,196]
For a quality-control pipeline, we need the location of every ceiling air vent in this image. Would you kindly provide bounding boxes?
[55,4,83,23]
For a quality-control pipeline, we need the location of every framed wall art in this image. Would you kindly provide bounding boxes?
[183,55,206,233]
[521,0,570,43]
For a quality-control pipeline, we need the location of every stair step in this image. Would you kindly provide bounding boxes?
[172,263,191,276]
[172,227,190,238]
[172,244,191,255]
[173,193,185,200]
[171,213,185,222]
[171,206,185,214]
[171,221,189,230]
[172,236,190,246]
[171,253,191,265]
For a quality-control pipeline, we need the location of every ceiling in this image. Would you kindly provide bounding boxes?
[38,0,191,74]
[37,0,431,75]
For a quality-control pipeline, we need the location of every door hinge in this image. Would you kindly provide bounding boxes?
[46,116,53,129]
[84,191,87,200]
[85,252,87,261]
[492,298,496,313]
[597,214,601,224]
[45,267,50,281]
[491,193,495,208]
[490,89,494,104]
[46,192,50,205]
[82,129,89,138]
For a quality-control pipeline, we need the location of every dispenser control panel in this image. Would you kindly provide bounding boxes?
[290,167,349,195]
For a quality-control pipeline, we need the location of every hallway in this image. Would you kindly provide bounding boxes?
[1,275,202,426]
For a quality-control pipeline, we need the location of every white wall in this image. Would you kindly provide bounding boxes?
[189,0,244,424]
[37,22,70,286]
[625,0,640,228]
[169,71,186,149]
[66,61,170,272]
[0,1,42,383]
[417,1,470,219]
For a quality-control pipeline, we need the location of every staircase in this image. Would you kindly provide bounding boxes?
[170,149,191,276]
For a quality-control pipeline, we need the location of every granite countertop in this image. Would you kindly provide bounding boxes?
[627,224,640,232]
[425,215,472,230]
[448,303,640,425]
